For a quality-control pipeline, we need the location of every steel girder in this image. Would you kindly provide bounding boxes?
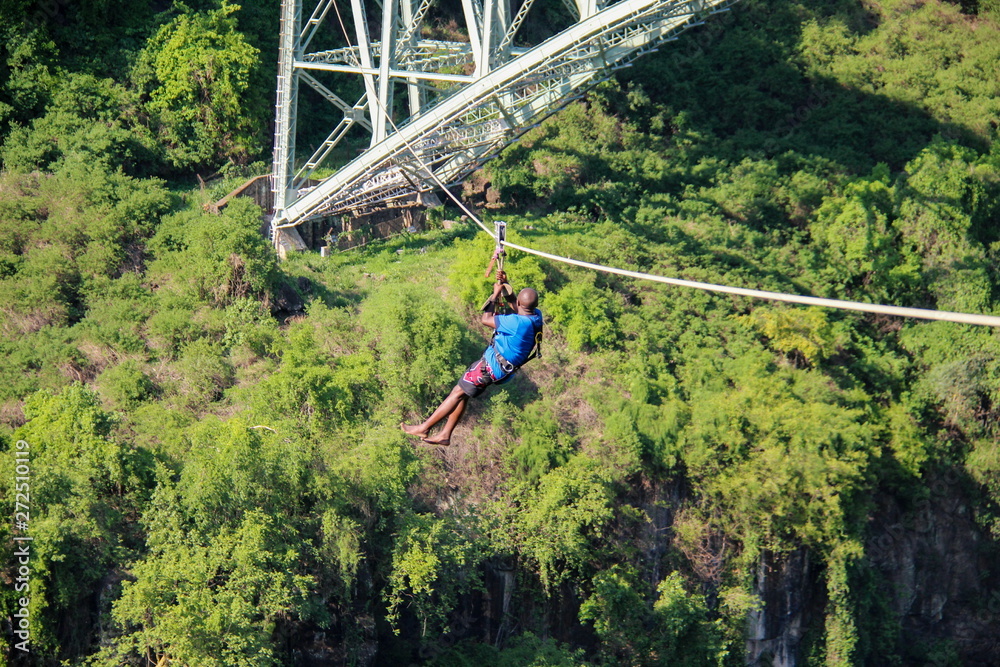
[271,0,736,231]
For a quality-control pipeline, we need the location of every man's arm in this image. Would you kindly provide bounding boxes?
[481,280,509,329]
[495,270,517,307]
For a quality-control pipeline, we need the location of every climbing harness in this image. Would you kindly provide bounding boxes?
[489,315,543,382]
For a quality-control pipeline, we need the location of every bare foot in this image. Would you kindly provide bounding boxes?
[400,422,428,438]
[421,435,451,446]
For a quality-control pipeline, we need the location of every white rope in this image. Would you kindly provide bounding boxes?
[322,6,1000,328]
[502,240,1000,327]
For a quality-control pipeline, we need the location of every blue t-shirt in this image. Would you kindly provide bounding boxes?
[486,309,543,379]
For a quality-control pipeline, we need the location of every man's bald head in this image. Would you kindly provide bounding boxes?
[517,288,538,310]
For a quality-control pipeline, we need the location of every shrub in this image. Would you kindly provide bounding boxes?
[147,198,277,307]
[131,3,264,170]
[173,338,234,410]
[386,511,485,635]
[98,360,155,410]
[580,568,722,666]
[360,282,471,408]
[545,281,620,351]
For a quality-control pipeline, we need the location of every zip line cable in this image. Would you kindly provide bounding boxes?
[314,2,1000,328]
[501,241,1000,327]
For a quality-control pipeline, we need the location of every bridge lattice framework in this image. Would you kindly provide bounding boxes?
[270,0,736,234]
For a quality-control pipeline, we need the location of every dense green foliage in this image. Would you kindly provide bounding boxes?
[2,0,1000,665]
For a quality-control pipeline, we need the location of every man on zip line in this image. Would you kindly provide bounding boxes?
[402,266,542,446]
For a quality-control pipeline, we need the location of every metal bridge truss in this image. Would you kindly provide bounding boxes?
[271,0,736,232]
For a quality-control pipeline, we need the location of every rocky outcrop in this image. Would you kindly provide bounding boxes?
[866,469,1000,666]
[746,547,823,666]
[746,469,1000,666]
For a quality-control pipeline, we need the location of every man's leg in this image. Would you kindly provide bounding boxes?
[402,385,467,439]
[421,392,467,446]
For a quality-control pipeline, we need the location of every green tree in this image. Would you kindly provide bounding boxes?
[502,456,615,590]
[0,26,56,146]
[580,568,723,667]
[680,348,875,551]
[240,323,376,434]
[893,139,997,314]
[545,281,620,351]
[808,172,913,302]
[0,385,154,658]
[106,508,314,667]
[359,282,472,409]
[386,511,485,635]
[132,3,263,170]
[1,72,158,175]
[98,359,155,410]
[0,165,170,336]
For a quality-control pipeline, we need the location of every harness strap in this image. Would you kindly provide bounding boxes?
[491,317,543,375]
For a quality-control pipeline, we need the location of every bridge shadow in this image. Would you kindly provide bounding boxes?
[480,0,989,220]
[615,0,989,173]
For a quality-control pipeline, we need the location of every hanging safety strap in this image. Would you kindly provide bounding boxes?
[482,220,513,313]
[526,323,542,362]
[494,220,512,313]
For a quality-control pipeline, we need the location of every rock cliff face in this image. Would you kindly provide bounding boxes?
[746,469,1000,666]
[866,470,1000,666]
[746,548,824,666]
